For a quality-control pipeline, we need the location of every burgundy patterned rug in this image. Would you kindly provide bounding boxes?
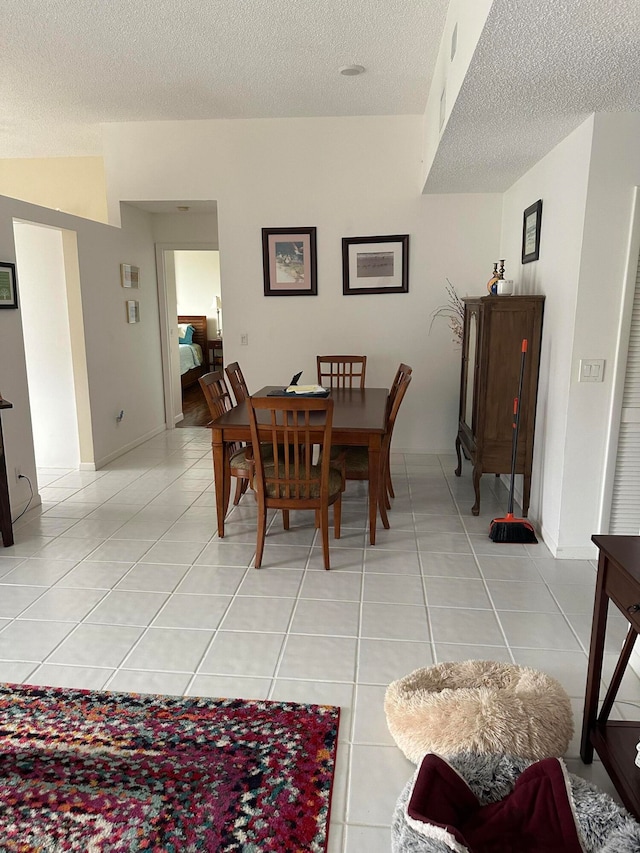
[0,683,340,851]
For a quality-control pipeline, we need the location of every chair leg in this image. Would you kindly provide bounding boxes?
[387,469,395,500]
[320,505,331,570]
[333,496,342,540]
[254,504,267,569]
[315,509,320,528]
[282,509,290,530]
[232,477,245,506]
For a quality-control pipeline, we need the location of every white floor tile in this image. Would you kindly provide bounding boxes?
[0,443,623,844]
[200,631,285,677]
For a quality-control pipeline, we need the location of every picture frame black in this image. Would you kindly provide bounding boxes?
[0,262,18,309]
[262,227,317,296]
[342,234,409,295]
[521,199,543,264]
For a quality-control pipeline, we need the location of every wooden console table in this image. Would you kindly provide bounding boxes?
[581,534,640,817]
[0,399,14,547]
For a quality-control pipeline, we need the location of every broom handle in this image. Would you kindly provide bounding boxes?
[507,340,528,515]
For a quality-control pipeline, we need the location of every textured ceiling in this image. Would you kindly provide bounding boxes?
[0,0,449,158]
[2,0,639,193]
[424,0,640,192]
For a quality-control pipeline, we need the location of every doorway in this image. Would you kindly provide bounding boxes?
[155,243,221,429]
[13,220,92,472]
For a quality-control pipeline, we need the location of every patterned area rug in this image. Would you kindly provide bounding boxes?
[0,683,340,851]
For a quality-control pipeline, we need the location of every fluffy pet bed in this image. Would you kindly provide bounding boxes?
[385,660,573,764]
[392,752,640,853]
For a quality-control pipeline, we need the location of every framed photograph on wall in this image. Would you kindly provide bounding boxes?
[126,300,140,324]
[521,199,543,263]
[120,263,140,288]
[342,234,409,295]
[0,262,18,309]
[262,227,317,296]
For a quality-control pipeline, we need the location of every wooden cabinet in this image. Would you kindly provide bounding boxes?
[208,338,223,371]
[581,535,640,818]
[454,295,544,516]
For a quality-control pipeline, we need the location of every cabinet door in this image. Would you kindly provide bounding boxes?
[461,304,480,435]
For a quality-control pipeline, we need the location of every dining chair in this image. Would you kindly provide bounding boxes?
[225,361,249,404]
[199,370,252,507]
[384,363,413,505]
[317,355,367,388]
[327,365,412,528]
[246,396,345,570]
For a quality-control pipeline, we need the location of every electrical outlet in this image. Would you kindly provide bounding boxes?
[240,333,249,346]
[14,466,21,484]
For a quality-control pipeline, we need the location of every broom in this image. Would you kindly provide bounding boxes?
[489,339,538,543]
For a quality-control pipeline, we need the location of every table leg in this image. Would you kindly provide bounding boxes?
[0,420,13,547]
[212,428,229,538]
[580,551,610,763]
[367,438,382,546]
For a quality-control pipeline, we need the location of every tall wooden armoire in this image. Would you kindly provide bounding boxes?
[454,295,545,516]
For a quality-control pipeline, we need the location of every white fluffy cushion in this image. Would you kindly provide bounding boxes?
[384,660,573,764]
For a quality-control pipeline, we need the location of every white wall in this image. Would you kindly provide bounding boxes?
[102,116,502,453]
[0,194,168,517]
[421,0,494,188]
[500,113,640,557]
[562,113,640,553]
[14,222,80,468]
[175,250,221,338]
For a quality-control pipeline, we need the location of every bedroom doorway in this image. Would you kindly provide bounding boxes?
[155,243,220,429]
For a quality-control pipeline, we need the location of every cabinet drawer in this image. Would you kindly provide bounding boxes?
[606,567,640,631]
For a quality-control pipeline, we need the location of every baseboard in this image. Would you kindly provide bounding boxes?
[93,425,167,470]
[174,413,184,426]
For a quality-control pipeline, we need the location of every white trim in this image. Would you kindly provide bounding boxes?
[92,424,167,469]
[600,186,640,533]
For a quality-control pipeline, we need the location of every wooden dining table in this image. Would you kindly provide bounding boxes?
[208,386,389,545]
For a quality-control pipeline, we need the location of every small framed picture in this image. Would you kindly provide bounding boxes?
[120,263,140,288]
[262,227,317,296]
[342,234,409,295]
[0,262,18,309]
[521,200,543,264]
[126,300,140,324]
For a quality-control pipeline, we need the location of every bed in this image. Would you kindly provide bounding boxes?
[178,314,209,389]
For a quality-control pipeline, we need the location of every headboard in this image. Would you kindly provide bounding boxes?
[178,314,209,370]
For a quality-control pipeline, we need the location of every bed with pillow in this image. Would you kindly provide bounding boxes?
[177,314,209,389]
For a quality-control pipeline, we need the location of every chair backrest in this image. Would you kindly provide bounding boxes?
[225,361,249,404]
[198,370,234,420]
[317,355,367,388]
[247,396,334,505]
[388,363,413,416]
[383,369,412,452]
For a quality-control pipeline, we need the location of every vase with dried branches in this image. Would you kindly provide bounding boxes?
[429,279,465,344]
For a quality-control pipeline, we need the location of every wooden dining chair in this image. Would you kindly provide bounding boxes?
[225,361,249,404]
[384,363,413,505]
[327,365,412,528]
[199,370,252,507]
[317,355,367,389]
[246,396,345,570]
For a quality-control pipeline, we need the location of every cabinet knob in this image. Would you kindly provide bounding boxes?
[627,604,640,614]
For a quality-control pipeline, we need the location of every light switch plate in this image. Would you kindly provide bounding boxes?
[579,359,605,382]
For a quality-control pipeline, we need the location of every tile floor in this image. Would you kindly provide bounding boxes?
[2,428,637,852]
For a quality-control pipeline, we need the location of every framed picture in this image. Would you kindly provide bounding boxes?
[0,262,18,309]
[521,199,543,263]
[262,227,317,296]
[120,263,140,288]
[126,300,140,324]
[342,234,409,295]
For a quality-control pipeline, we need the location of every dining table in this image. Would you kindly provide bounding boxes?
[208,385,389,545]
